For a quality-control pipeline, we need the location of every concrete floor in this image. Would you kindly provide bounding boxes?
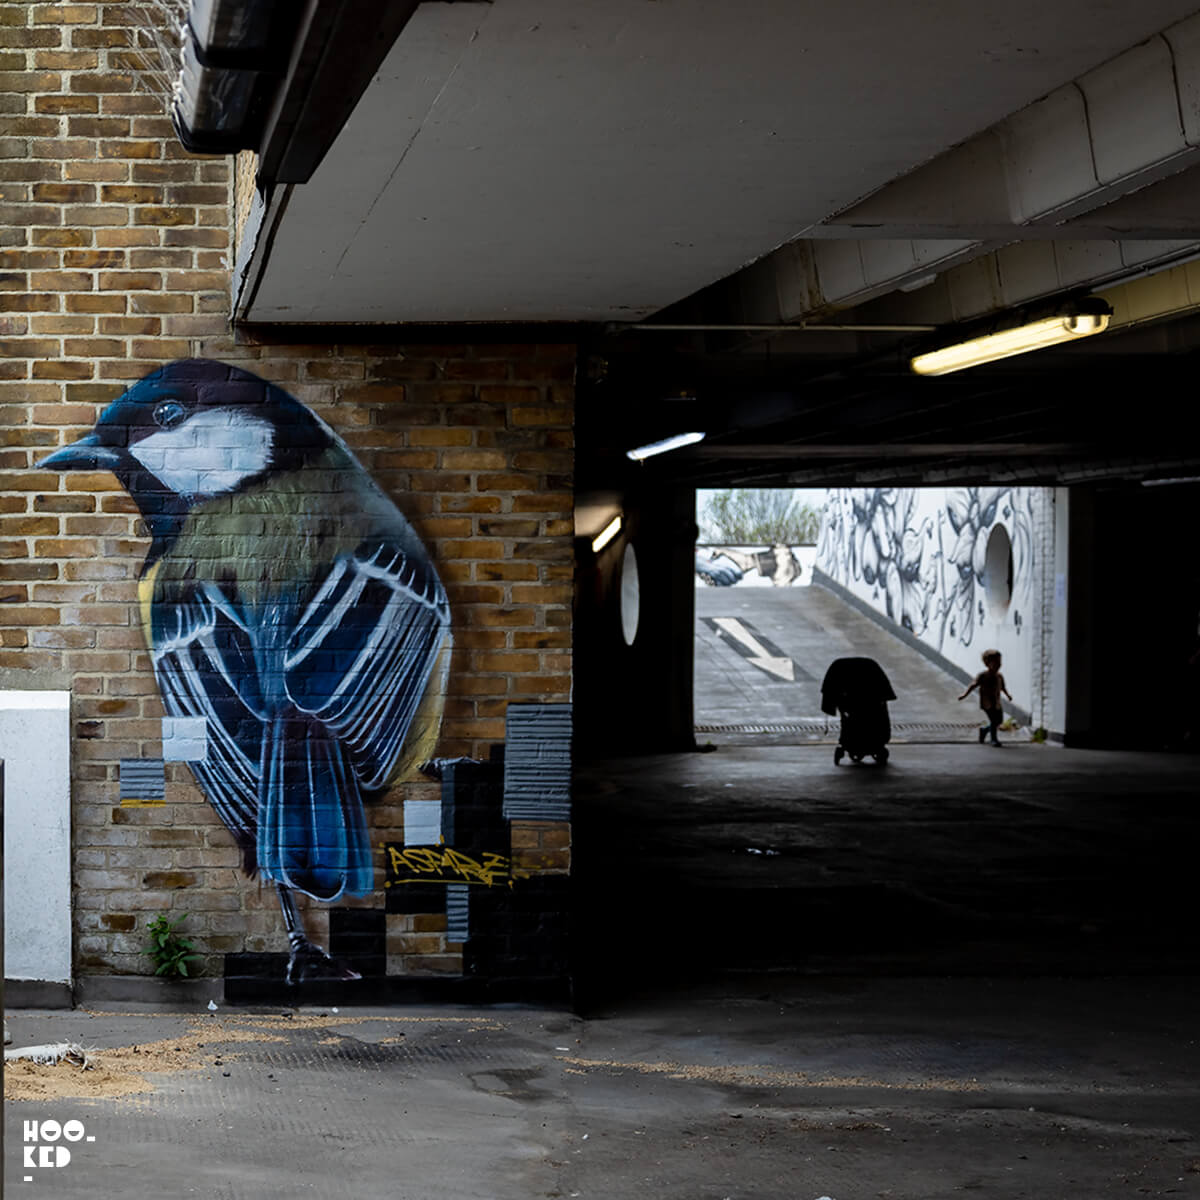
[7,586,1199,1196]
[575,742,1197,977]
[6,973,1200,1198]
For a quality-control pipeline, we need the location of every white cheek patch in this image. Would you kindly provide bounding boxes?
[131,409,275,499]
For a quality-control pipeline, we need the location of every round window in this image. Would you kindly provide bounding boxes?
[983,524,1013,615]
[620,542,640,646]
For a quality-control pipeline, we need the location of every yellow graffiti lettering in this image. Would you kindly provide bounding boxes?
[402,847,446,876]
[385,844,517,888]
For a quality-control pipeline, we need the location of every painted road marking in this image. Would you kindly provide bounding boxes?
[710,617,796,681]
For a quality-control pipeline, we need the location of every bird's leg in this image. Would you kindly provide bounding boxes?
[276,884,361,985]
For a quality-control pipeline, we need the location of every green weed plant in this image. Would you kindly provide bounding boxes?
[145,913,200,978]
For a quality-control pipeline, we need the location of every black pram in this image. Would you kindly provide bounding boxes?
[820,656,896,765]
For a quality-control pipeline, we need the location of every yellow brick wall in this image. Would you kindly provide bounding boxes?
[232,148,256,251]
[0,0,575,978]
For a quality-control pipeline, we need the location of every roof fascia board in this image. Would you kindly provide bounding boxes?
[256,0,423,184]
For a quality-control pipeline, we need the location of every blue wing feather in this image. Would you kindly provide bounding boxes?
[150,584,263,864]
[284,543,451,790]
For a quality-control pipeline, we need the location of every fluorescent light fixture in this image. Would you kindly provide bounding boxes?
[591,515,622,553]
[911,305,1111,376]
[626,431,706,461]
[1142,475,1200,487]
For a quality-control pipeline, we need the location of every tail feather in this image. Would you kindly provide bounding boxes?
[258,713,373,900]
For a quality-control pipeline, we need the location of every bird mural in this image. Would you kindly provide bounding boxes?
[41,359,453,983]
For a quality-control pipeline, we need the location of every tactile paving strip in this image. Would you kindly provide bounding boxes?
[696,720,983,740]
[244,1039,508,1071]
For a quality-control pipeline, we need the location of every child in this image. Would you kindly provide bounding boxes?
[959,649,1012,746]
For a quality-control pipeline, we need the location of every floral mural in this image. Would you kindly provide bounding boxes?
[815,487,1036,653]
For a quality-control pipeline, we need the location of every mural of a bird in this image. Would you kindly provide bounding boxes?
[41,359,452,983]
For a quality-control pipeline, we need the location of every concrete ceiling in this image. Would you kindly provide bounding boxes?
[238,0,1200,324]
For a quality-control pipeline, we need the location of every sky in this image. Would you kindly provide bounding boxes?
[695,488,828,544]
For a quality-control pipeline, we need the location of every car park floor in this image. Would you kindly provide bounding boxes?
[6,969,1200,1198]
[9,737,1199,1198]
[7,584,1199,1197]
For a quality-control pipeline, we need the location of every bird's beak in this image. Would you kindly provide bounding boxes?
[39,432,124,472]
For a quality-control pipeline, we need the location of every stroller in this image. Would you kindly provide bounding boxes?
[820,656,896,766]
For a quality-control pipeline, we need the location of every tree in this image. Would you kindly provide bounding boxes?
[698,489,822,545]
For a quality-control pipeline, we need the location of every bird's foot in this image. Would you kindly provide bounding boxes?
[418,756,481,780]
[285,939,362,985]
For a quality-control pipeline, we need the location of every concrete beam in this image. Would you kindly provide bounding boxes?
[709,12,1200,324]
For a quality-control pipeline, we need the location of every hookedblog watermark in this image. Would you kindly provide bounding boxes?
[21,1119,96,1184]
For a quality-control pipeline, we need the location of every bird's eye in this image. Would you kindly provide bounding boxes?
[153,400,186,429]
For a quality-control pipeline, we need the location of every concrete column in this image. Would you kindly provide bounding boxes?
[1063,489,1097,743]
[1046,488,1072,739]
[573,482,697,755]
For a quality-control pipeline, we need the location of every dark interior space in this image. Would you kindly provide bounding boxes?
[577,329,1200,492]
[1067,481,1200,748]
[572,333,1200,1004]
[571,744,1200,1009]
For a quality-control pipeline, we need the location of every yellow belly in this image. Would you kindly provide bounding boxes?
[137,560,161,651]
[387,637,452,783]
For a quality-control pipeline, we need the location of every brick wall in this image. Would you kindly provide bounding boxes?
[1,1,575,980]
[232,148,255,250]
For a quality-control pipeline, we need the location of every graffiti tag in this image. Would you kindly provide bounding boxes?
[385,843,523,888]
